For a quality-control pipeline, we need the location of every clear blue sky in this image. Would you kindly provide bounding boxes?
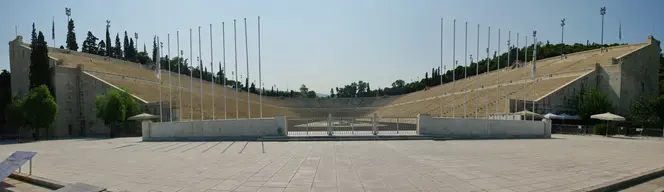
[1,0,662,93]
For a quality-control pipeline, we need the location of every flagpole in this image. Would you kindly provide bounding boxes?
[177,31,182,121]
[190,29,194,120]
[464,21,468,118]
[485,26,490,118]
[514,33,519,115]
[476,24,479,119]
[496,29,500,114]
[532,30,537,121]
[222,22,227,119]
[507,31,511,114]
[523,36,528,120]
[452,19,455,118]
[210,24,215,120]
[198,26,203,120]
[258,16,263,118]
[439,18,443,117]
[515,33,519,115]
[244,18,251,119]
[234,19,239,119]
[168,33,172,121]
[158,37,163,122]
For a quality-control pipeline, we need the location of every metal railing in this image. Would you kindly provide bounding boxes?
[286,115,417,136]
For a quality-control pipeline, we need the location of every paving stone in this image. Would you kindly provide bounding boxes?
[0,135,663,192]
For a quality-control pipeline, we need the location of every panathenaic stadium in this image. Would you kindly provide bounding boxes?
[8,35,661,137]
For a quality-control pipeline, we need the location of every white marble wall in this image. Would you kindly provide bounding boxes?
[417,114,549,139]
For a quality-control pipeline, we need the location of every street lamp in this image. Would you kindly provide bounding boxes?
[560,19,566,59]
[65,7,71,21]
[600,7,606,48]
[134,32,139,51]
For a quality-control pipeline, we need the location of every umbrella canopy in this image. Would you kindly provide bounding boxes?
[128,113,160,121]
[590,112,625,121]
[559,113,581,120]
[543,113,560,119]
[514,110,542,118]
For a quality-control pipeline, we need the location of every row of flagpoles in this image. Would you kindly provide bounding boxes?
[155,17,263,122]
[438,18,538,121]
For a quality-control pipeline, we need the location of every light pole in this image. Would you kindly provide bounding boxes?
[560,19,565,59]
[600,7,606,47]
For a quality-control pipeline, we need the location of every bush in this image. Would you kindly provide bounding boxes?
[593,124,607,135]
[593,124,618,135]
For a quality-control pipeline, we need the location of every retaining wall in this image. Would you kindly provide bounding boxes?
[143,116,286,141]
[417,114,551,139]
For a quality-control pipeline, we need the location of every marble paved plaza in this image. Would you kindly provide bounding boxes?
[1,135,664,192]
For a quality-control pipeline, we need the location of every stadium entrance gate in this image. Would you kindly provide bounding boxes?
[286,114,417,136]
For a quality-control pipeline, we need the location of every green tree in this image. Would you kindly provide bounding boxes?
[152,36,158,63]
[136,51,151,65]
[82,31,99,54]
[114,33,122,58]
[66,19,78,51]
[0,70,11,129]
[299,84,309,97]
[629,97,661,127]
[579,88,612,122]
[29,31,51,90]
[128,38,136,61]
[23,85,58,139]
[250,82,257,94]
[95,88,142,137]
[123,31,129,59]
[30,23,37,48]
[98,40,106,56]
[105,24,112,57]
[4,96,26,134]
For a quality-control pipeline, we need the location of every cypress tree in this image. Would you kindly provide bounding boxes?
[123,31,129,59]
[114,33,122,58]
[29,32,51,90]
[66,19,78,51]
[105,25,111,57]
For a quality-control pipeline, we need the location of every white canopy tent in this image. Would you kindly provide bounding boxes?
[543,113,560,119]
[591,112,625,136]
[515,110,542,120]
[559,113,581,120]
